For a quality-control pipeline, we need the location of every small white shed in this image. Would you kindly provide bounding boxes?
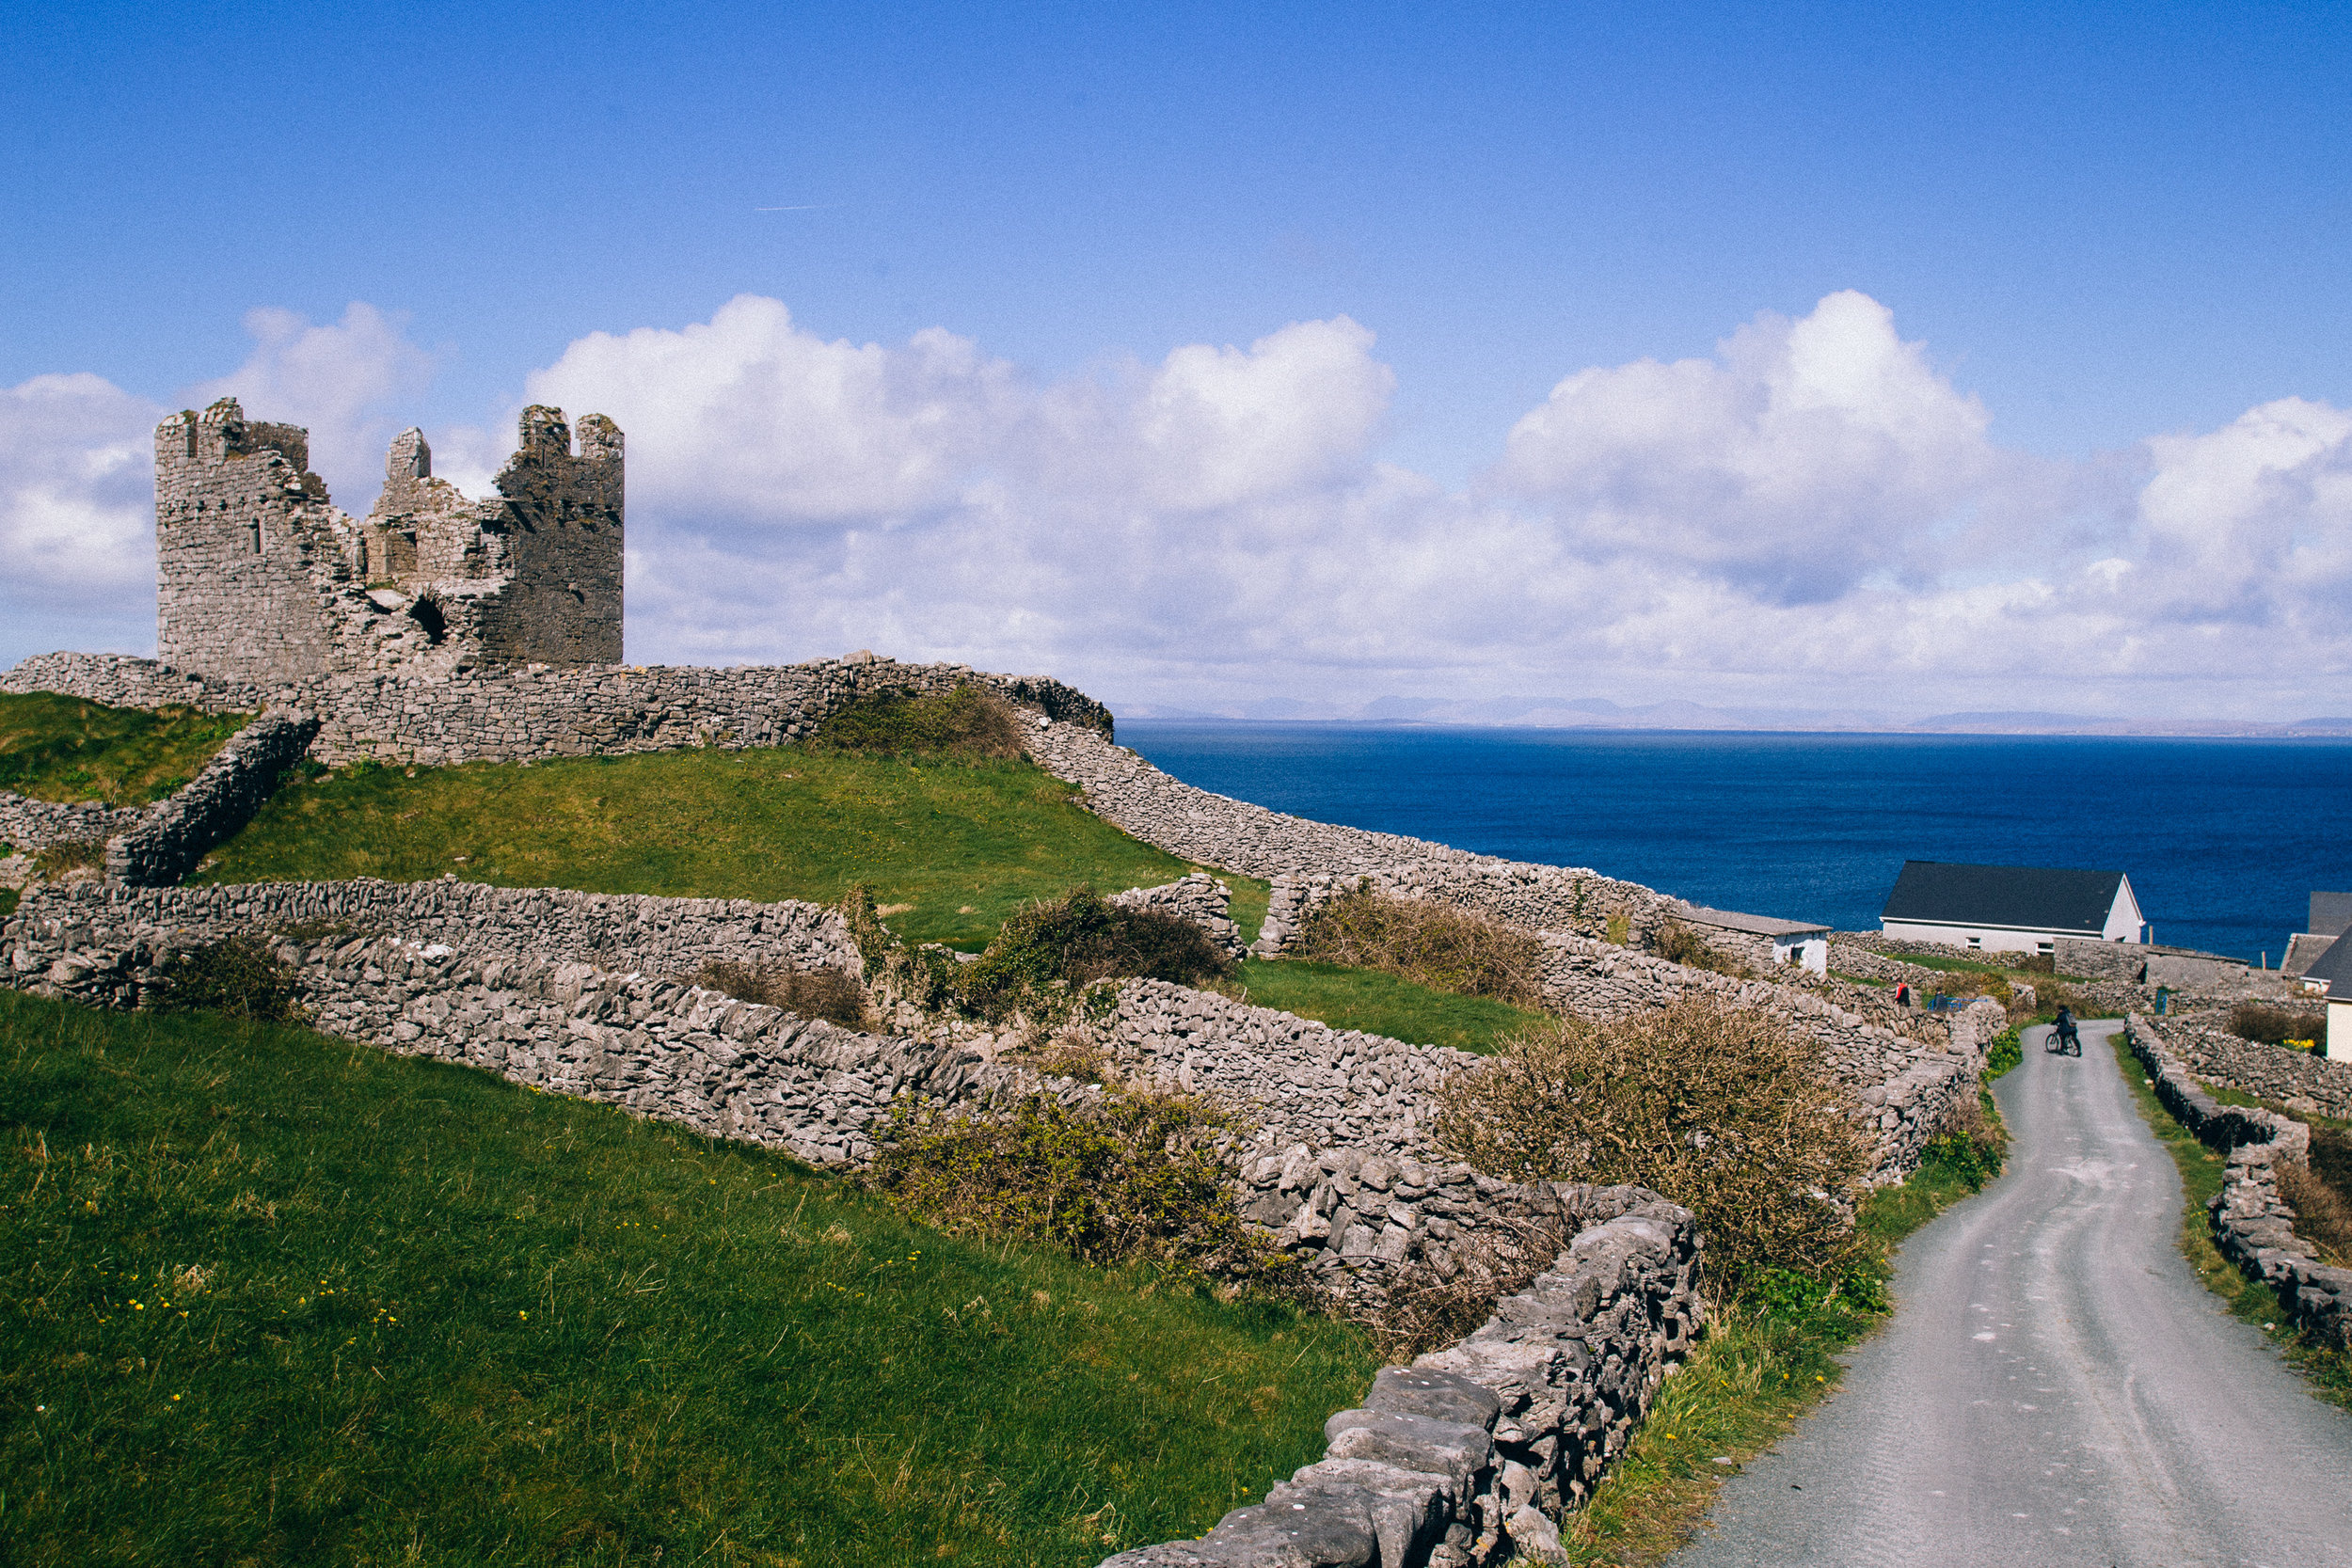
[1671,903,1832,976]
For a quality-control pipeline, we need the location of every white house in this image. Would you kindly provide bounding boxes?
[2296,932,2352,1062]
[1672,903,1832,975]
[1879,861,2145,957]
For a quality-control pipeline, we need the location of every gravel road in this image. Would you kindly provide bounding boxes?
[1664,1019,2352,1568]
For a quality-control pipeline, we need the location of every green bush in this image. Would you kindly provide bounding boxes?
[1985,1026,2024,1081]
[1295,881,1543,1005]
[691,959,869,1028]
[1434,998,1872,1295]
[152,936,307,1023]
[814,683,1026,759]
[868,1088,1299,1295]
[848,885,1234,1026]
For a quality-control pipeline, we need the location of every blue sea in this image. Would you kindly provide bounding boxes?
[1117,724,2352,966]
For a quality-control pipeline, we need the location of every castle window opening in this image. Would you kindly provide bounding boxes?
[409,596,448,646]
[247,520,262,554]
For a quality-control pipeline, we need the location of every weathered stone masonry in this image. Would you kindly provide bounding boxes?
[154,399,623,687]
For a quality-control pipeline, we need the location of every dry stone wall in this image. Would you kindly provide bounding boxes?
[1105,872,1246,960]
[2161,1021,2352,1122]
[0,795,146,856]
[1026,723,1672,945]
[3,651,1111,770]
[2126,1016,2350,1349]
[6,869,1724,1563]
[1103,1196,1702,1568]
[106,711,321,886]
[7,879,859,1003]
[0,709,316,889]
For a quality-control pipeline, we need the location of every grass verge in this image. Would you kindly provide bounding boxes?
[0,988,1376,1566]
[1237,958,1551,1053]
[0,692,249,806]
[2106,1027,2352,1412]
[199,747,1228,951]
[1560,1131,2005,1564]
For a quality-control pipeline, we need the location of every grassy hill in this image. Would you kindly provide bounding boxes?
[192,743,1536,1049]
[0,988,1375,1566]
[0,692,249,807]
[199,748,1236,954]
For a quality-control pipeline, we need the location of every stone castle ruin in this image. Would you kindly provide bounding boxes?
[155,398,623,685]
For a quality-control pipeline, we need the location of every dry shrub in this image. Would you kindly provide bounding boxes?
[1359,1212,1576,1361]
[32,838,106,879]
[2280,1155,2352,1267]
[1435,997,1871,1294]
[867,1088,1298,1293]
[1932,967,2013,1006]
[1295,882,1543,1005]
[153,937,306,1023]
[2230,1002,2328,1047]
[691,961,868,1028]
[1648,919,1753,979]
[813,683,1025,760]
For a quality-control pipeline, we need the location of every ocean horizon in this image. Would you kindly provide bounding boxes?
[1117,721,2352,967]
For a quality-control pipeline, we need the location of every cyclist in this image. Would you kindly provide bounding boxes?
[2052,1006,2080,1054]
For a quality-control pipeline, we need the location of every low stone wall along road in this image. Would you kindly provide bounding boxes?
[1667,1021,2352,1568]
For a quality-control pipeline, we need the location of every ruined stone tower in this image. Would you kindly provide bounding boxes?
[154,399,623,684]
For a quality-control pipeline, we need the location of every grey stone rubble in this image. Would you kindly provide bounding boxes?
[2125,1015,2350,1349]
[2,649,1110,769]
[2160,1019,2352,1119]
[1102,1196,1701,1568]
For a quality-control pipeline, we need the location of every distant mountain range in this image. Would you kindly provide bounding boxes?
[1113,695,2352,737]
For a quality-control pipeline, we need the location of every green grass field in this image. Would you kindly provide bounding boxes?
[0,988,1376,1566]
[1237,959,1549,1053]
[199,748,1265,952]
[0,692,249,808]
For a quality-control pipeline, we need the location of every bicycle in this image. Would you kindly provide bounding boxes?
[2045,1020,2081,1056]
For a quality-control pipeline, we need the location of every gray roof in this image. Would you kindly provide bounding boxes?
[2311,891,2352,939]
[2304,932,2352,992]
[1881,861,2128,934]
[1673,902,1830,939]
[2283,931,2341,977]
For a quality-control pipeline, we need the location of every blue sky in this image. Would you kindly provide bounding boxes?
[5,2,2349,717]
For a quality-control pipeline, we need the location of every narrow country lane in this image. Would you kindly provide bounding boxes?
[1665,1020,2352,1568]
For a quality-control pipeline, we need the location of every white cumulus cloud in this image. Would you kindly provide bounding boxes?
[191,302,438,504]
[0,372,165,654]
[5,289,2348,720]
